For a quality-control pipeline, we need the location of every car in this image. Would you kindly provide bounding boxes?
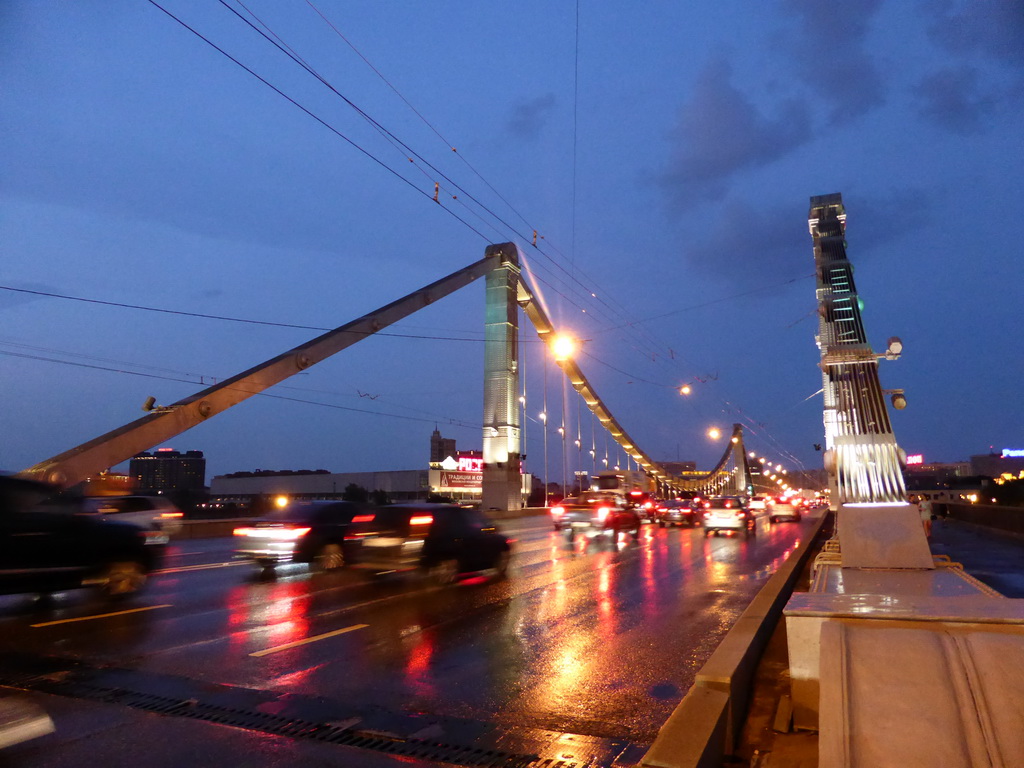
[769,496,804,523]
[656,499,699,527]
[0,475,166,598]
[344,504,511,584]
[233,500,368,572]
[625,490,658,522]
[550,491,641,542]
[702,496,755,537]
[0,696,53,750]
[80,495,185,535]
[748,494,774,512]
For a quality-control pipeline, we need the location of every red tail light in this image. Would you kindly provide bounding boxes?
[596,506,611,522]
[351,514,375,523]
[644,501,653,509]
[160,512,184,519]
[410,515,433,526]
[551,506,565,518]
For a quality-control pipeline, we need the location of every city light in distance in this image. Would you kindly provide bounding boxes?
[679,384,692,396]
[707,427,722,440]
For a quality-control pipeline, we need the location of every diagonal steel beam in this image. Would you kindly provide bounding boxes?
[517,281,739,495]
[21,252,503,488]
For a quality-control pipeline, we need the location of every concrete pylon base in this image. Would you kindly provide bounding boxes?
[836,503,934,569]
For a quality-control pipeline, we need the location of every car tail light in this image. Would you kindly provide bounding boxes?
[723,500,733,508]
[351,514,375,523]
[596,506,610,522]
[551,506,565,518]
[410,515,433,526]
[160,512,184,519]
[233,526,311,540]
[643,501,653,509]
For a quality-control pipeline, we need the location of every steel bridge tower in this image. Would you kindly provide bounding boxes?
[809,193,907,505]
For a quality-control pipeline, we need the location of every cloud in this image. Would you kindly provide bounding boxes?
[684,198,813,287]
[0,282,55,313]
[927,0,1024,67]
[506,93,557,139]
[914,67,1000,135]
[660,60,811,210]
[782,0,887,124]
[683,188,935,288]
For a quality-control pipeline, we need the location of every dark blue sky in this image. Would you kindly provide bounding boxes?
[2,1,1022,483]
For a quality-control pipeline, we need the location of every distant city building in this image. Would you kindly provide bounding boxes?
[904,459,972,490]
[130,449,206,493]
[658,461,698,476]
[429,429,457,466]
[970,451,1024,481]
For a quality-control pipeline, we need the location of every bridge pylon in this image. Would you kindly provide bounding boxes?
[480,243,523,514]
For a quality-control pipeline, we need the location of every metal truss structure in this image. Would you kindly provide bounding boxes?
[809,194,907,504]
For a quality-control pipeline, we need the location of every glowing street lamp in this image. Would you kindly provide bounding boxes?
[679,384,692,396]
[707,427,722,440]
[551,334,576,362]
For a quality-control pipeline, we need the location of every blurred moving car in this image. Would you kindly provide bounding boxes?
[769,496,804,523]
[748,494,774,512]
[81,495,184,535]
[655,499,699,527]
[625,490,658,522]
[550,491,641,542]
[233,500,367,572]
[0,475,166,598]
[702,496,755,537]
[344,504,511,584]
[0,696,53,750]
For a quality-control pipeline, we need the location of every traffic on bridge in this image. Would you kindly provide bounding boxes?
[1,505,819,766]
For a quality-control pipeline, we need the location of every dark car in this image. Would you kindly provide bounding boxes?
[233,500,368,572]
[702,495,756,537]
[656,499,699,527]
[0,475,166,598]
[550,491,641,542]
[625,490,658,522]
[344,504,511,584]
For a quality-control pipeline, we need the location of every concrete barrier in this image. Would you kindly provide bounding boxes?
[641,513,831,767]
[943,502,1024,536]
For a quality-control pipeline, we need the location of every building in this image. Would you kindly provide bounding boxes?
[429,429,457,465]
[129,449,206,493]
[970,450,1024,481]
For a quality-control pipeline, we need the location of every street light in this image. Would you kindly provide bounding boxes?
[707,427,722,440]
[551,334,576,362]
[679,384,692,396]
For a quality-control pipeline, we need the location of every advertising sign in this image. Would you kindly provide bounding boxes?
[906,454,924,465]
[439,471,482,489]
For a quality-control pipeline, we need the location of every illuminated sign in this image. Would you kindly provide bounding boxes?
[1002,449,1024,458]
[457,456,484,472]
[438,471,482,489]
[906,454,924,465]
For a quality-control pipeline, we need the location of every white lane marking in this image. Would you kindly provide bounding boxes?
[249,623,369,657]
[31,604,173,628]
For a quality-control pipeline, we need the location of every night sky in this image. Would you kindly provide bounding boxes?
[2,1,1021,485]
